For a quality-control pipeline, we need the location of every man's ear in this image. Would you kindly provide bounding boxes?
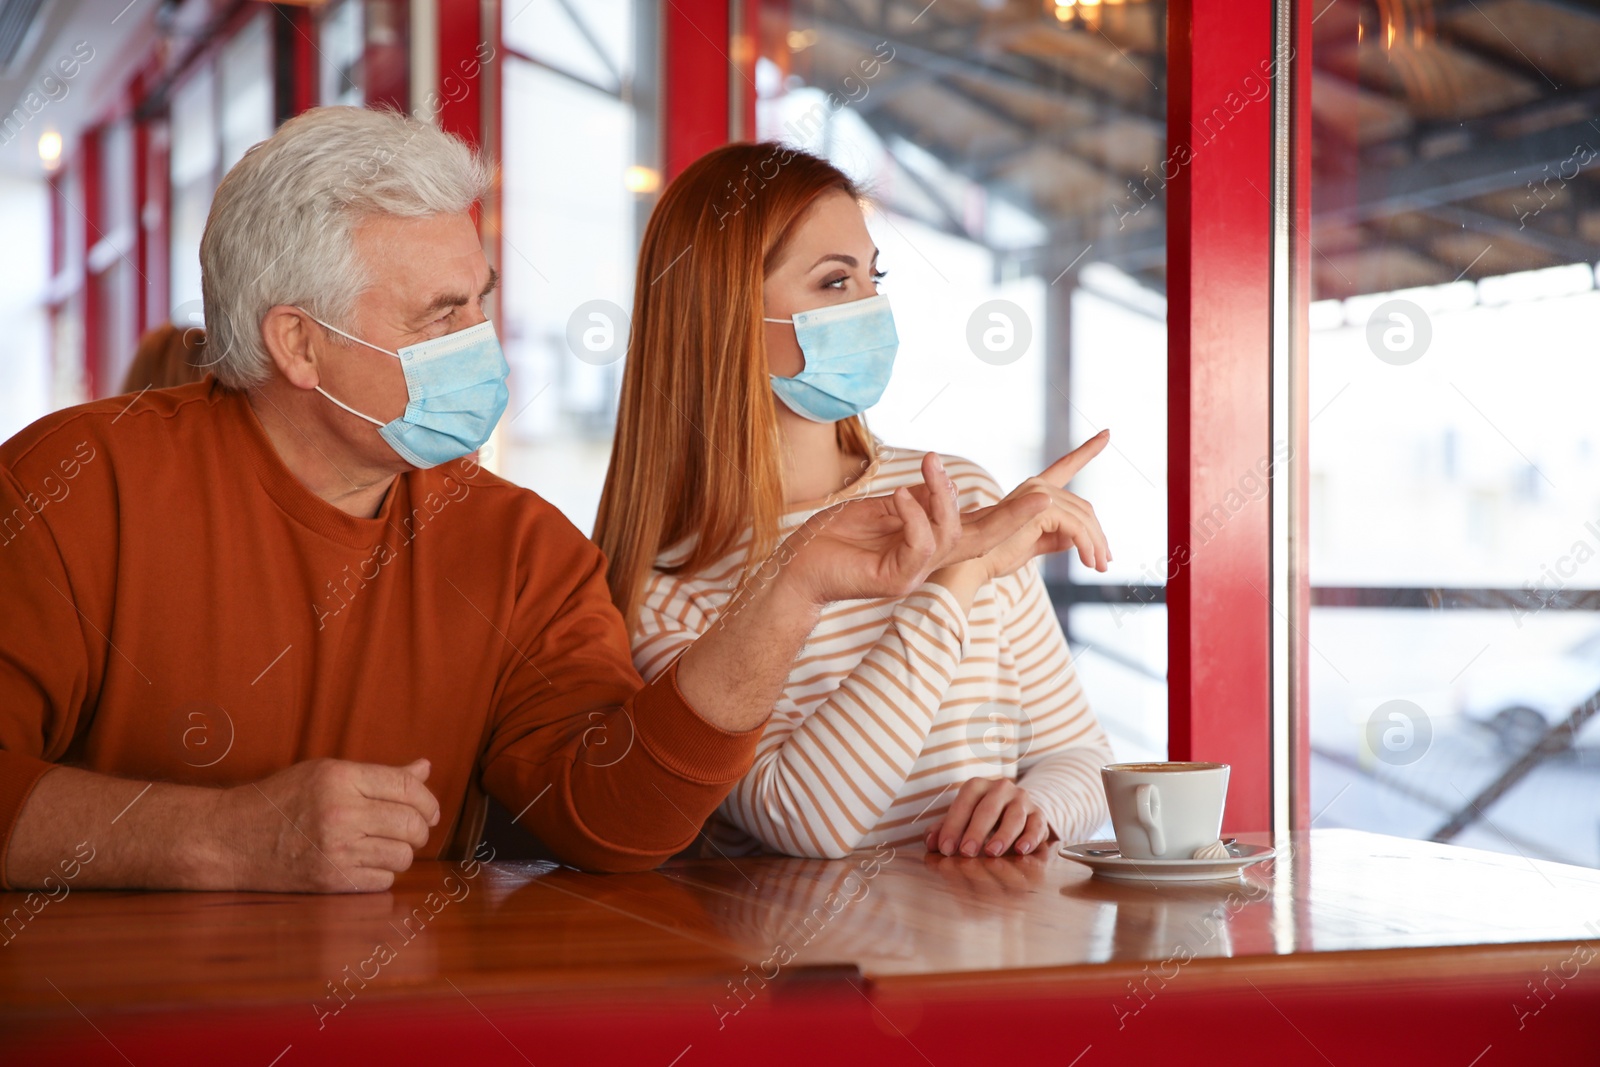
[260,306,321,390]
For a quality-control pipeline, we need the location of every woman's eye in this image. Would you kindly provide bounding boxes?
[872,269,888,284]
[823,275,847,290]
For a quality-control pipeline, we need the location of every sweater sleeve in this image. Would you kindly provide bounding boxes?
[0,465,92,889]
[1004,560,1114,844]
[479,541,761,873]
[719,584,972,860]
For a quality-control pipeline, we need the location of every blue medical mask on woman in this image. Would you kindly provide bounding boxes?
[300,311,510,469]
[764,293,898,423]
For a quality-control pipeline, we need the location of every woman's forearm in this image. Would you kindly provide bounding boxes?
[1018,748,1112,843]
[723,583,971,857]
[925,558,986,614]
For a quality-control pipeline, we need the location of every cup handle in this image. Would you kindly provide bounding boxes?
[1135,783,1165,856]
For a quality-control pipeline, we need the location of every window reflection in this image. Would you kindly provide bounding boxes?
[1309,0,1600,867]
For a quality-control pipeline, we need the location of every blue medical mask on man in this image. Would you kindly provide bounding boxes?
[298,311,510,469]
[764,293,898,423]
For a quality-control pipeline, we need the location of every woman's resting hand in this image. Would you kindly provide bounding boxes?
[924,777,1050,857]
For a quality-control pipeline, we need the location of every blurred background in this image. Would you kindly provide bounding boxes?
[0,0,1596,864]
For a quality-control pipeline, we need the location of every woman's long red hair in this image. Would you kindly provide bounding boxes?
[595,142,873,628]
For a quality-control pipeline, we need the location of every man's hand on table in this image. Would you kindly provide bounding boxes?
[209,757,441,892]
[5,757,440,894]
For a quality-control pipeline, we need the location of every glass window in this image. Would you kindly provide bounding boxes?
[317,0,409,110]
[756,0,1170,765]
[1308,1,1600,866]
[0,174,51,438]
[166,10,284,332]
[91,119,138,392]
[503,0,635,90]
[496,0,656,532]
[51,168,87,409]
[319,0,366,107]
[168,61,217,323]
[218,12,273,173]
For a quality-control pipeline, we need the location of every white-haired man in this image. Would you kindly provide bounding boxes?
[0,107,1046,891]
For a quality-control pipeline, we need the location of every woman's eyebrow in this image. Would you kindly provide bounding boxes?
[808,253,857,270]
[807,249,880,271]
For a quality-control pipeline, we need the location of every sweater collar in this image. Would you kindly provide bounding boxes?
[220,381,408,549]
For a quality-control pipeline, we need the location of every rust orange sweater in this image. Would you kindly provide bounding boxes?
[0,380,759,882]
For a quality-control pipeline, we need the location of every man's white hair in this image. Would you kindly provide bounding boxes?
[199,106,491,389]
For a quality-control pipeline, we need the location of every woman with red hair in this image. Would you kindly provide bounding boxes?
[595,143,1115,860]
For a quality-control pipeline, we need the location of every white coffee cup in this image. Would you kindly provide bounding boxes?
[1101,762,1230,860]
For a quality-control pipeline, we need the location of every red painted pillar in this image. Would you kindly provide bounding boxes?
[365,0,412,114]
[663,1,735,180]
[279,3,315,116]
[434,0,484,150]
[80,131,103,400]
[1165,0,1277,833]
[133,109,150,340]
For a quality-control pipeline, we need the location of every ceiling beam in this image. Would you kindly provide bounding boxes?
[1422,202,1600,265]
[814,15,1165,125]
[1314,113,1600,226]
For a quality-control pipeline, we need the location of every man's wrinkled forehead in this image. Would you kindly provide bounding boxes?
[349,211,494,325]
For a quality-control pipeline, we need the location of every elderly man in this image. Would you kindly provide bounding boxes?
[0,107,1046,892]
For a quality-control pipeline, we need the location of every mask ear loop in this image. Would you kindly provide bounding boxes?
[763,316,804,387]
[315,386,386,427]
[295,307,398,427]
[295,307,403,359]
[763,294,890,327]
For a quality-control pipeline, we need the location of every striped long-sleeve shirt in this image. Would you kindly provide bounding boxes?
[631,446,1113,859]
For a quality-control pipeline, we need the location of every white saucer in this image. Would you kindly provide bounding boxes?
[1059,839,1276,882]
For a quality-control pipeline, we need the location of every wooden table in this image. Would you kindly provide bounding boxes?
[3,829,1596,1064]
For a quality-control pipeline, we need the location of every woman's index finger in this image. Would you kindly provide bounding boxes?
[1038,429,1110,486]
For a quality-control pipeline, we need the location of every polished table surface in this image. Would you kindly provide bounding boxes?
[4,829,1598,1063]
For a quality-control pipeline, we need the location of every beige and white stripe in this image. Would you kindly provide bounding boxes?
[632,445,1113,859]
